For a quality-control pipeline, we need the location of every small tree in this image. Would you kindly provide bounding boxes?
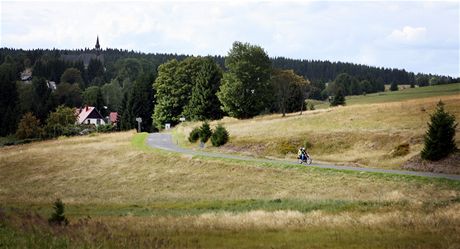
[390,82,398,91]
[48,199,69,226]
[199,122,212,143]
[330,89,345,107]
[211,124,229,147]
[44,105,78,138]
[421,101,458,161]
[188,127,201,143]
[15,112,43,139]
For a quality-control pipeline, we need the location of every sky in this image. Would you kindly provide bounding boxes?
[1,0,459,77]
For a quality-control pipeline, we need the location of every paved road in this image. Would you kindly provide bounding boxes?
[147,133,460,181]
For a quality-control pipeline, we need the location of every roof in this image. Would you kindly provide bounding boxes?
[109,112,118,123]
[76,106,104,124]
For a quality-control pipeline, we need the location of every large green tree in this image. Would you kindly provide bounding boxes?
[53,82,82,108]
[217,41,272,119]
[60,68,84,88]
[0,62,20,136]
[182,57,223,121]
[153,59,193,129]
[82,86,106,117]
[271,69,310,116]
[101,79,123,112]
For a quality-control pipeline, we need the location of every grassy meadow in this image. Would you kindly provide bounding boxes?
[1,131,460,248]
[176,84,460,169]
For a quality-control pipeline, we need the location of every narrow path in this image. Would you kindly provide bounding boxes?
[147,133,460,181]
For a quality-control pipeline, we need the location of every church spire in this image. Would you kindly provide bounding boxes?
[95,36,101,50]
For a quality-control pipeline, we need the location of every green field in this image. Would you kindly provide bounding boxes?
[176,83,460,170]
[1,83,460,248]
[314,83,460,109]
[1,131,460,248]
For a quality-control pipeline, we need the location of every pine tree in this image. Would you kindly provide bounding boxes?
[182,57,222,121]
[199,122,212,143]
[48,199,69,226]
[421,101,458,161]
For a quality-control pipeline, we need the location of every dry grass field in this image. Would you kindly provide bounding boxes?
[1,131,460,248]
[176,93,460,169]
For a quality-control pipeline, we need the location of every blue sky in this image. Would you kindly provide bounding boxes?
[1,0,458,77]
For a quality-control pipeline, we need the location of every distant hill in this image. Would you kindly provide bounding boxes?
[1,47,457,86]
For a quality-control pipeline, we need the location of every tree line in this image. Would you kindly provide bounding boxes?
[1,43,458,138]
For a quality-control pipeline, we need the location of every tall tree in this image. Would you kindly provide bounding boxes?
[53,82,82,107]
[271,69,310,116]
[129,72,155,132]
[87,58,104,85]
[118,92,132,131]
[82,86,106,116]
[0,62,19,136]
[182,57,223,121]
[101,79,123,112]
[60,68,84,89]
[217,41,272,118]
[31,77,53,122]
[153,59,192,129]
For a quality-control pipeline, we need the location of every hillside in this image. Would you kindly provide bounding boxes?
[1,131,460,248]
[176,83,460,170]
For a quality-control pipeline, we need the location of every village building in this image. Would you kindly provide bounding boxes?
[76,106,106,126]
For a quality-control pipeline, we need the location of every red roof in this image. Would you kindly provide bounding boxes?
[109,112,118,123]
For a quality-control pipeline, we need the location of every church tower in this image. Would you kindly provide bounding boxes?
[95,36,101,55]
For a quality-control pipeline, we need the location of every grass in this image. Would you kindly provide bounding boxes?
[1,83,459,248]
[1,131,460,248]
[176,84,460,169]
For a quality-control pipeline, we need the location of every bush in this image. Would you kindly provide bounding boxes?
[199,122,212,143]
[96,124,116,133]
[48,199,68,226]
[211,124,229,147]
[15,112,43,139]
[188,127,201,143]
[391,143,410,157]
[330,89,345,107]
[421,101,458,161]
[390,82,398,91]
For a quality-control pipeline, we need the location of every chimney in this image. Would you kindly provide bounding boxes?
[85,105,89,111]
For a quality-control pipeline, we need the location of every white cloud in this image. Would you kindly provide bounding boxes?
[0,1,458,76]
[387,26,427,43]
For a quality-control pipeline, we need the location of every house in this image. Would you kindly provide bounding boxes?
[46,81,57,91]
[76,106,106,126]
[109,112,118,125]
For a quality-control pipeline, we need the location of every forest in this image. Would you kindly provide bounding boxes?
[0,43,458,139]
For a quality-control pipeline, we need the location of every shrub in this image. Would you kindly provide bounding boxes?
[421,101,458,161]
[44,106,78,138]
[211,124,229,147]
[390,82,398,91]
[96,124,116,133]
[48,199,68,226]
[188,127,201,143]
[330,89,346,107]
[15,112,43,139]
[391,143,410,157]
[199,122,212,143]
